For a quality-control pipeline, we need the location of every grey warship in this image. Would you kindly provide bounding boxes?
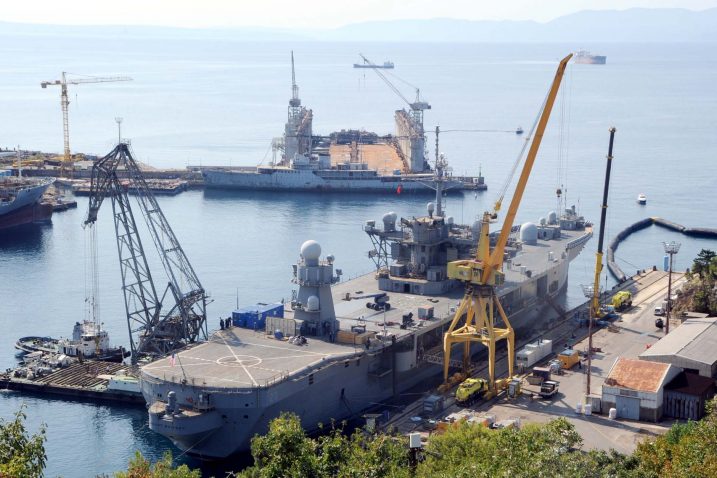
[140,190,592,457]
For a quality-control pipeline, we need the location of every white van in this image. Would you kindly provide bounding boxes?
[654,305,666,316]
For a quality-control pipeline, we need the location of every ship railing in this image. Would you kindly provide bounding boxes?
[141,369,292,392]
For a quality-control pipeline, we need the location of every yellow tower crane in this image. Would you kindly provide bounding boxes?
[442,54,573,392]
[41,72,132,177]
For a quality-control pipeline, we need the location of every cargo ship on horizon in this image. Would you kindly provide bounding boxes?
[574,50,606,65]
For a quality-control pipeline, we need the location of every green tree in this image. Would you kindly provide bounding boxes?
[113,451,201,478]
[0,407,46,478]
[241,412,319,478]
[692,249,716,279]
[237,413,410,478]
[633,399,717,477]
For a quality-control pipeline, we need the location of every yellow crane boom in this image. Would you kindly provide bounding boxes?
[442,53,573,391]
[41,72,132,177]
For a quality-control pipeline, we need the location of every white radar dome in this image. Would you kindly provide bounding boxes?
[548,211,558,224]
[519,222,538,245]
[446,216,454,225]
[301,240,322,261]
[307,295,320,311]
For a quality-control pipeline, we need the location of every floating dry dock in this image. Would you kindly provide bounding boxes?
[0,361,143,405]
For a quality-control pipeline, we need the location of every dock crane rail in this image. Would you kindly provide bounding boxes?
[442,54,573,391]
[84,143,207,363]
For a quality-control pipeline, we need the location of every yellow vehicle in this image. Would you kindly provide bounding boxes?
[455,378,489,405]
[611,291,633,311]
[557,349,580,370]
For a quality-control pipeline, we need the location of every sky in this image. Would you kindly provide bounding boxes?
[2,0,717,29]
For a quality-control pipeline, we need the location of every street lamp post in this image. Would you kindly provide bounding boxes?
[662,241,681,334]
[115,117,123,144]
[581,283,602,397]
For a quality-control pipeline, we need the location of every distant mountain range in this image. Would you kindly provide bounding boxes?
[1,8,716,42]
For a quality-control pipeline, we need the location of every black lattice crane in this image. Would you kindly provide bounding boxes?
[41,72,132,177]
[84,143,207,363]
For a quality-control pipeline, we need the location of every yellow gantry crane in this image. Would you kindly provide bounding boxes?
[41,72,132,177]
[443,54,573,391]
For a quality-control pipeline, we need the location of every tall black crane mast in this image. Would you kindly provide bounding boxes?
[84,143,207,363]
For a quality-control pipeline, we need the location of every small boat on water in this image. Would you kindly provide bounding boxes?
[15,321,129,363]
[637,193,647,205]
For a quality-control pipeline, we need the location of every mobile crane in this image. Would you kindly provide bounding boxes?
[84,142,207,363]
[442,54,573,391]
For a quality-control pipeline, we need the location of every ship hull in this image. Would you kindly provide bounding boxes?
[575,56,606,65]
[0,177,54,230]
[141,241,585,458]
[0,202,52,230]
[202,169,462,194]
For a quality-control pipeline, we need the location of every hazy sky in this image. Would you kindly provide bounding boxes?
[4,0,717,28]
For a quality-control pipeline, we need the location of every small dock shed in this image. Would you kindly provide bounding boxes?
[602,357,679,422]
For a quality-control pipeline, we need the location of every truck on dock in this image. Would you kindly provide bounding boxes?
[539,380,559,399]
[611,291,633,311]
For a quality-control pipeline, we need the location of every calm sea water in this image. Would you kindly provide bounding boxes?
[1,38,716,477]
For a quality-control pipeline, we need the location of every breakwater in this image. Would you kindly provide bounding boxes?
[607,217,717,282]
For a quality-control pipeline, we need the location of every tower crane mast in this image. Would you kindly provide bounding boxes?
[84,143,207,363]
[41,72,132,177]
[442,54,573,391]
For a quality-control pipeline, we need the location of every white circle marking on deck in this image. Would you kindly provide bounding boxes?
[216,355,262,368]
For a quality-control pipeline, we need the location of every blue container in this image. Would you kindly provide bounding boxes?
[232,302,284,329]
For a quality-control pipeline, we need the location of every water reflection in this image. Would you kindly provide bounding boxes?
[0,223,51,254]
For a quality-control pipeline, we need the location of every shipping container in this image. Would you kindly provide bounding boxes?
[232,302,284,330]
[516,339,553,368]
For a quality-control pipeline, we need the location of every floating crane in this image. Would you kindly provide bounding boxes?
[41,72,132,177]
[84,143,207,363]
[442,54,573,391]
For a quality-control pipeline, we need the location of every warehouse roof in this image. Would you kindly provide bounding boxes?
[604,357,672,393]
[640,317,717,365]
[665,372,716,396]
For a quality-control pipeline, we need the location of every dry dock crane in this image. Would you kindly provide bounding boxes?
[442,54,573,391]
[84,143,207,363]
[41,72,132,177]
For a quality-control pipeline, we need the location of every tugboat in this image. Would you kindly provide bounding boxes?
[637,193,647,205]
